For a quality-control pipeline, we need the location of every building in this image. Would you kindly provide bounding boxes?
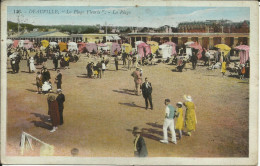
[70,34,121,43]
[125,32,249,49]
[8,31,71,43]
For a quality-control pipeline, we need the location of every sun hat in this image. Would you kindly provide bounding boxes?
[177,102,183,106]
[184,95,192,102]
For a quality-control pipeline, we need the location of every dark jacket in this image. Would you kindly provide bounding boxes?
[56,93,65,110]
[134,136,148,157]
[56,73,62,84]
[141,82,152,97]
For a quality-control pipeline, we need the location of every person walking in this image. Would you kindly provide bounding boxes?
[56,89,65,125]
[132,126,148,157]
[191,52,198,70]
[183,95,197,136]
[114,56,119,70]
[160,99,177,144]
[175,102,184,139]
[55,70,62,89]
[141,77,153,110]
[131,68,142,95]
[47,95,60,132]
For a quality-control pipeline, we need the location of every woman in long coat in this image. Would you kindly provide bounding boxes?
[47,95,60,132]
[183,95,197,136]
[175,102,184,139]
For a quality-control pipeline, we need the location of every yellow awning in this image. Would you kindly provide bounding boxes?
[121,43,132,54]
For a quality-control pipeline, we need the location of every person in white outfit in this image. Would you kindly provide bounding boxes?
[29,57,36,73]
[160,99,177,144]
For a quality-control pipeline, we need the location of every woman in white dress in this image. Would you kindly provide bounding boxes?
[29,57,36,73]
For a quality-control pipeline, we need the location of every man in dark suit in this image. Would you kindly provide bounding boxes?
[55,70,62,89]
[56,89,65,125]
[141,77,153,110]
[132,126,148,157]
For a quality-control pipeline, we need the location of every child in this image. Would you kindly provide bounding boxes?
[175,102,184,139]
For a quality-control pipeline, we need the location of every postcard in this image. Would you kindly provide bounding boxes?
[1,0,258,165]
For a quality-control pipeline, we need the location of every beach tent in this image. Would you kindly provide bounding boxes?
[147,41,159,54]
[111,43,121,55]
[59,42,67,52]
[41,40,49,48]
[137,42,151,59]
[7,39,13,47]
[97,43,109,51]
[215,44,231,57]
[185,41,203,59]
[235,45,250,64]
[24,40,34,49]
[12,40,19,48]
[49,42,58,47]
[159,44,173,59]
[135,41,144,51]
[68,42,78,52]
[163,42,177,55]
[86,43,97,53]
[121,43,132,54]
[77,42,86,53]
[18,40,25,48]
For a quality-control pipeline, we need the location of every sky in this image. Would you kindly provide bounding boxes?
[7,6,250,28]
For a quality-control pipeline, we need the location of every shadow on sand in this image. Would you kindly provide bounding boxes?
[119,102,146,109]
[31,113,52,130]
[113,89,136,96]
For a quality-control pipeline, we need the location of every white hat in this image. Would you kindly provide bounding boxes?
[177,102,183,106]
[57,89,62,92]
[184,95,192,102]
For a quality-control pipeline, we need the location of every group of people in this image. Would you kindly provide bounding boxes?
[132,96,197,157]
[47,89,65,132]
[86,57,108,79]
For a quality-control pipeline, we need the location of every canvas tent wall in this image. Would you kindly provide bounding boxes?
[86,43,97,53]
[147,41,159,54]
[185,41,203,59]
[121,43,132,54]
[137,42,151,59]
[68,42,78,52]
[111,43,121,55]
[97,43,109,51]
[78,42,87,53]
[41,40,49,48]
[235,45,250,64]
[7,39,13,47]
[12,40,19,48]
[59,42,67,52]
[24,40,34,49]
[159,44,173,59]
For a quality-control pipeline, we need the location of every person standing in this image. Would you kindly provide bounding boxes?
[101,58,106,75]
[175,102,184,139]
[132,126,148,157]
[41,67,51,83]
[114,56,119,70]
[127,54,132,70]
[131,68,142,95]
[55,70,62,89]
[221,52,227,77]
[141,77,153,110]
[122,52,127,67]
[47,95,60,132]
[36,71,43,94]
[191,52,198,70]
[29,57,36,73]
[53,53,59,71]
[160,99,177,144]
[183,95,197,136]
[56,89,65,125]
[10,58,16,73]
